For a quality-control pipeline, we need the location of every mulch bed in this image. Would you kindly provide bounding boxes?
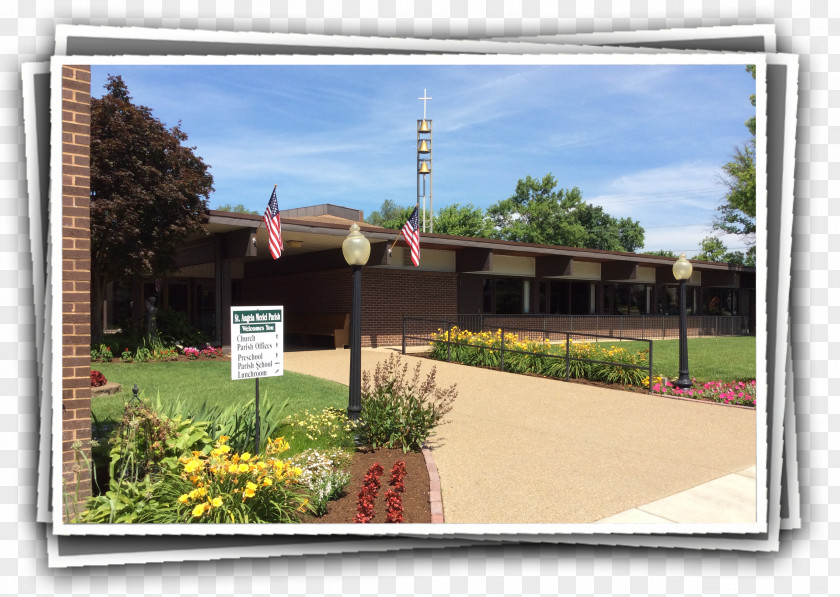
[299,447,431,524]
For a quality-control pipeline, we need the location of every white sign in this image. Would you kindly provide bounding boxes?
[230,306,284,380]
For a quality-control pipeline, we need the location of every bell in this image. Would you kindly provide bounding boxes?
[418,139,430,153]
[418,161,431,174]
[418,119,431,133]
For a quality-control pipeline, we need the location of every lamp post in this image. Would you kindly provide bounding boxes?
[342,223,371,420]
[672,253,693,389]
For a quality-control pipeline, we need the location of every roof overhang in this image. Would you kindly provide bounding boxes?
[196,210,753,275]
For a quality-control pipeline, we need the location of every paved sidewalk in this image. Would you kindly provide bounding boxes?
[283,347,757,525]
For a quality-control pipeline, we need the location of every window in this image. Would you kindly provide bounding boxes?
[495,278,523,314]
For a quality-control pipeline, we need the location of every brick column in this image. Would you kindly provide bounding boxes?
[62,65,92,517]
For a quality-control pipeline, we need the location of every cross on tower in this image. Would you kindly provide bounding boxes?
[418,88,432,119]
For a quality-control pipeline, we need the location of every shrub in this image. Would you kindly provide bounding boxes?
[75,400,215,523]
[101,345,114,362]
[134,346,152,363]
[90,370,108,387]
[149,392,288,456]
[155,307,208,347]
[357,354,456,453]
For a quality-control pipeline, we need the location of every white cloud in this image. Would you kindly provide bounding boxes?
[585,161,747,255]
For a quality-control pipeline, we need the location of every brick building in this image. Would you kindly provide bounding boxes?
[100,203,756,350]
[59,66,755,519]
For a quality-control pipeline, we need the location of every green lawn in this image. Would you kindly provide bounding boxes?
[91,360,350,452]
[591,336,756,383]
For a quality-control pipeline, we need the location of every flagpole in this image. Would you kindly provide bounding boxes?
[254,184,277,235]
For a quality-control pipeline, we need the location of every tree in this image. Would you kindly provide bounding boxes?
[695,236,754,266]
[643,249,678,258]
[90,75,214,341]
[714,65,756,242]
[486,174,645,252]
[432,203,493,237]
[365,199,415,229]
[216,203,259,215]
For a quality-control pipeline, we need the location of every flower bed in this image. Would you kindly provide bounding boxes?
[429,326,649,387]
[353,463,384,523]
[651,378,756,407]
[182,345,224,360]
[385,460,407,523]
[174,436,310,523]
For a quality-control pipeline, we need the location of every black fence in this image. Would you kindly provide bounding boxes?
[404,313,752,344]
[402,316,654,393]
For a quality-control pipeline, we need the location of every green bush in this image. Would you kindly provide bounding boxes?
[155,307,208,347]
[149,392,288,456]
[357,354,457,453]
[74,399,215,523]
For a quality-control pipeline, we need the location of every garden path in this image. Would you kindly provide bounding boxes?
[282,347,757,525]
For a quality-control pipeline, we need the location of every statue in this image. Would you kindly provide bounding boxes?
[145,296,158,335]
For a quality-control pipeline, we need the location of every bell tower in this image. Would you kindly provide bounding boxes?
[417,89,433,233]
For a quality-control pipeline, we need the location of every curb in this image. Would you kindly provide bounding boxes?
[421,445,444,523]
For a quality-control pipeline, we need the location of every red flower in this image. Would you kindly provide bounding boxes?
[90,370,107,387]
[353,463,385,523]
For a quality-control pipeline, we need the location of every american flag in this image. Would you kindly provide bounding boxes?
[401,206,420,267]
[264,187,284,259]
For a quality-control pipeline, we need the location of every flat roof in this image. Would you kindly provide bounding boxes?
[205,209,753,273]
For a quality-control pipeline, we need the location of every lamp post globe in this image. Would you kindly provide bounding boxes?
[343,223,370,421]
[673,253,693,390]
[342,223,371,266]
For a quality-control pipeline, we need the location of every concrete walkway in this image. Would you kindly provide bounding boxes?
[283,347,757,525]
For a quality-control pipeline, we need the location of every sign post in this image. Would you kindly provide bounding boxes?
[230,306,284,454]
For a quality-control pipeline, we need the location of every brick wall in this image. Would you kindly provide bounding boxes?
[240,267,353,313]
[62,65,92,514]
[239,267,458,348]
[362,269,457,347]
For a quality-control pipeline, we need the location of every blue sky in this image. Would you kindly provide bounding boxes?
[90,62,756,256]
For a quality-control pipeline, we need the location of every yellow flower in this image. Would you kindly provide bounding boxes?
[262,477,272,487]
[178,494,189,504]
[211,497,223,508]
[183,459,201,474]
[228,464,239,474]
[219,435,230,443]
[241,452,251,461]
[191,503,206,517]
[238,463,249,473]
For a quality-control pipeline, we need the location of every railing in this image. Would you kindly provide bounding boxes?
[404,313,753,343]
[402,317,654,393]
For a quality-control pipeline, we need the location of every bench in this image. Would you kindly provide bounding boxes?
[286,312,351,349]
